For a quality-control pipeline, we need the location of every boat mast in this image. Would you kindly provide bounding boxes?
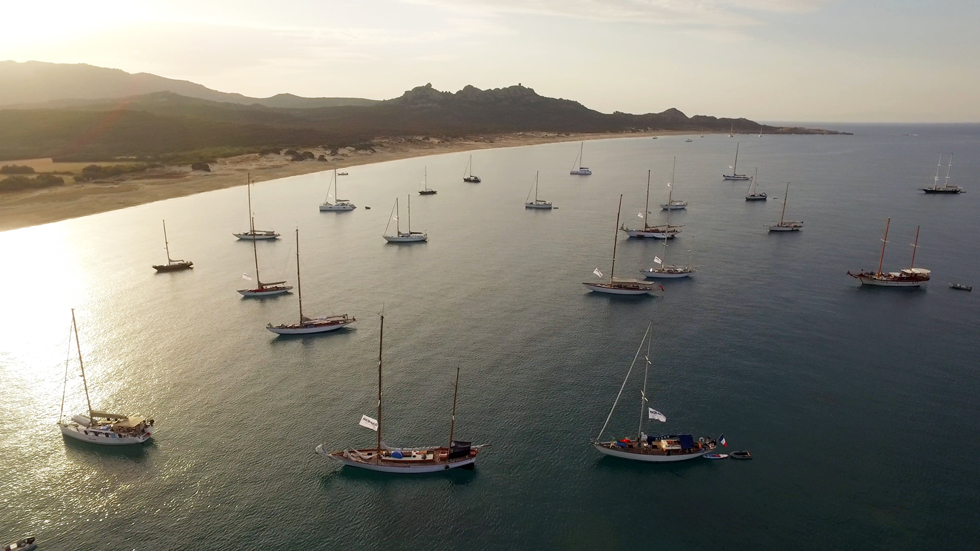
[637,324,652,440]
[580,142,585,167]
[295,228,303,324]
[643,170,650,229]
[933,154,942,190]
[246,174,255,236]
[779,183,790,225]
[395,198,400,235]
[376,313,384,459]
[610,195,623,283]
[733,143,740,174]
[251,225,261,287]
[162,220,172,263]
[910,225,920,269]
[333,169,338,202]
[407,194,412,234]
[943,154,953,189]
[877,217,891,277]
[70,309,94,419]
[749,168,758,195]
[535,171,539,202]
[449,367,460,448]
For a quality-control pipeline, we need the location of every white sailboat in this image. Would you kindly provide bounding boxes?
[583,195,660,296]
[463,155,481,183]
[58,309,155,446]
[267,229,355,335]
[728,124,734,138]
[384,195,427,243]
[316,314,485,473]
[745,168,767,201]
[723,143,750,180]
[233,174,280,240]
[847,218,930,287]
[767,182,803,232]
[418,167,436,195]
[593,323,720,462]
[152,220,193,272]
[570,142,592,175]
[640,240,694,279]
[238,226,292,297]
[524,171,553,209]
[621,170,681,239]
[319,169,356,211]
[660,158,688,210]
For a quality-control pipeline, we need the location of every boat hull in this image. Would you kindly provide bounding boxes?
[463,177,481,183]
[624,229,677,239]
[921,188,963,194]
[316,444,479,473]
[661,204,687,211]
[59,423,151,446]
[593,442,707,462]
[233,232,280,240]
[319,204,356,212]
[152,261,193,272]
[570,169,592,175]
[853,276,926,287]
[768,225,801,232]
[745,195,767,201]
[267,317,355,334]
[640,269,693,279]
[525,202,553,209]
[418,190,437,195]
[238,286,293,297]
[723,175,750,181]
[384,235,428,243]
[583,282,656,295]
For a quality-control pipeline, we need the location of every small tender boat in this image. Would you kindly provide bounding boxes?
[418,167,436,195]
[570,142,592,175]
[4,537,36,551]
[685,138,693,142]
[730,450,752,460]
[524,171,553,209]
[152,220,193,272]
[704,453,728,460]
[949,283,972,291]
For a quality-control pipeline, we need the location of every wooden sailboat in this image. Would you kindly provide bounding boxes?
[847,218,930,287]
[316,314,485,473]
[622,170,681,238]
[238,226,292,297]
[723,143,750,180]
[152,220,193,271]
[58,309,155,446]
[570,142,592,175]
[660,158,688,210]
[640,239,694,279]
[319,168,357,211]
[418,167,437,195]
[593,323,719,462]
[233,174,280,240]
[384,195,427,242]
[584,195,659,295]
[921,154,964,194]
[745,168,767,201]
[267,229,355,334]
[767,183,803,232]
[524,171,553,209]
[463,155,481,183]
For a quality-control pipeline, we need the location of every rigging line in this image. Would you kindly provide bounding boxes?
[595,323,653,442]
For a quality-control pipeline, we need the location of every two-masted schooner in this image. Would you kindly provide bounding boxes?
[58,309,155,446]
[233,174,280,240]
[384,195,428,243]
[584,195,659,296]
[238,225,292,297]
[267,229,355,334]
[152,220,193,272]
[319,168,357,211]
[315,314,485,473]
[621,170,681,239]
[846,218,930,287]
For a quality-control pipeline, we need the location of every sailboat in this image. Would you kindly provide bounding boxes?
[570,142,592,175]
[315,314,485,473]
[592,323,719,462]
[152,220,193,271]
[660,158,688,210]
[745,168,767,201]
[238,227,292,296]
[418,167,437,195]
[267,229,355,335]
[847,218,930,287]
[524,171,553,209]
[622,170,681,239]
[723,143,750,180]
[463,155,481,183]
[640,240,694,279]
[767,183,803,232]
[319,169,356,211]
[233,174,280,240]
[921,154,964,194]
[728,124,734,138]
[384,195,427,243]
[58,309,155,446]
[583,195,659,296]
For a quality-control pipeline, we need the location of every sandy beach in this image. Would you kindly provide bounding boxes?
[0,130,698,232]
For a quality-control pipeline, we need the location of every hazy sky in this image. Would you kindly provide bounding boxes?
[4,0,979,122]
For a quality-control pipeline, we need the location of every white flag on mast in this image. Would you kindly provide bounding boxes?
[648,408,667,422]
[358,415,379,431]
[654,256,662,265]
[593,268,603,278]
[637,212,644,218]
[242,273,253,280]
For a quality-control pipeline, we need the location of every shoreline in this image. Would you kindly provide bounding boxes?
[2,130,720,232]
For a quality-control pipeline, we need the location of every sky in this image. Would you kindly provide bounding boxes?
[3,0,979,122]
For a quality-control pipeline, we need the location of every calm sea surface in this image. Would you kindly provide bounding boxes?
[1,124,978,550]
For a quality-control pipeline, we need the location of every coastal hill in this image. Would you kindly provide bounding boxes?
[0,63,845,162]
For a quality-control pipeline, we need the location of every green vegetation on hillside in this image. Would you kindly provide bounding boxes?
[1,164,35,174]
[0,173,64,192]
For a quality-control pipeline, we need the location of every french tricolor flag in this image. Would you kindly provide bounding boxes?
[719,434,727,447]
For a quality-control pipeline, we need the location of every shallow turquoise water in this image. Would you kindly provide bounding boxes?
[1,125,978,550]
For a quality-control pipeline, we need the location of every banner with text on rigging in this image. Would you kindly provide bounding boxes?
[358,415,379,431]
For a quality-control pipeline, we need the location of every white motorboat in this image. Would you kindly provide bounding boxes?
[584,195,660,296]
[418,167,437,195]
[58,310,155,446]
[233,174,280,240]
[847,218,930,287]
[319,168,356,211]
[592,323,719,462]
[463,154,481,183]
[152,220,193,272]
[384,195,427,243]
[569,142,592,175]
[767,182,803,232]
[237,225,292,297]
[267,229,355,335]
[745,168,767,201]
[525,171,553,209]
[921,154,964,194]
[723,142,750,180]
[640,240,694,279]
[316,315,485,473]
[660,157,688,210]
[622,170,682,239]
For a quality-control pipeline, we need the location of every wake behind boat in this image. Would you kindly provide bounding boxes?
[152,219,193,272]
[847,218,930,287]
[316,315,485,473]
[592,323,720,462]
